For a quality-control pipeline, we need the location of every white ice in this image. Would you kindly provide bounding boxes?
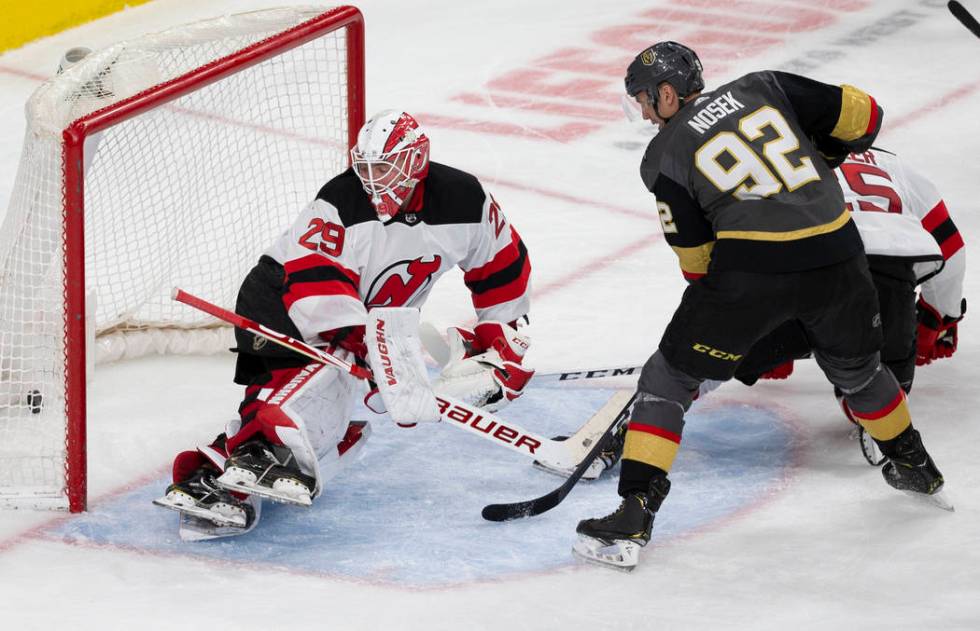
[2,1,980,629]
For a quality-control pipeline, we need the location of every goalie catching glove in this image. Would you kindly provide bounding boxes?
[433,321,534,412]
[916,298,966,366]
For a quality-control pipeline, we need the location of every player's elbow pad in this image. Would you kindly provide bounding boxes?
[818,88,883,165]
[836,103,882,155]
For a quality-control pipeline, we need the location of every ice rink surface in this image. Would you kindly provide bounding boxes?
[2,0,979,629]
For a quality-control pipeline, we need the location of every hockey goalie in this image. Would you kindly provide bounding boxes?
[153,110,535,539]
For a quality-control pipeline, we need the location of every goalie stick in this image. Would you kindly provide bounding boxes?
[172,288,609,470]
[172,288,372,380]
[482,393,636,522]
[949,1,980,38]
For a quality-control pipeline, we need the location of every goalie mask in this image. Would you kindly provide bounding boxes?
[351,110,430,220]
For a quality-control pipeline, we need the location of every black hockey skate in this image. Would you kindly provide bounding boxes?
[153,465,255,529]
[573,476,671,571]
[877,427,953,511]
[216,438,316,507]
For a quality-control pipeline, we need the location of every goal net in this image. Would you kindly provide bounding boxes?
[0,6,365,511]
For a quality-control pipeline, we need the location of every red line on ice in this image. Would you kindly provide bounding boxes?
[886,79,980,131]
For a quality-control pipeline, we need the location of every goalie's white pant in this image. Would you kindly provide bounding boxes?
[225,355,360,499]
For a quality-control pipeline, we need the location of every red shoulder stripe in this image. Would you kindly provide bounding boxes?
[470,256,530,309]
[940,232,965,260]
[464,227,523,284]
[920,200,950,233]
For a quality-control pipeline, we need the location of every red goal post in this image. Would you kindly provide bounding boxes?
[0,6,365,512]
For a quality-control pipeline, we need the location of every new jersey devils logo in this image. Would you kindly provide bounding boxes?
[366,255,443,308]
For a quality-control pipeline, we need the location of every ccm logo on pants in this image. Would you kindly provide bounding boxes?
[692,343,743,362]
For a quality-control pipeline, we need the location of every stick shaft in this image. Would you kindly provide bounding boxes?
[950,1,980,38]
[171,288,371,379]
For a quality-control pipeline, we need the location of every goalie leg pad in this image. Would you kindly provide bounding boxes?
[318,420,372,484]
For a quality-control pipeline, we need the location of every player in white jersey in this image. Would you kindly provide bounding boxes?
[732,148,966,397]
[708,146,966,467]
[153,110,535,536]
[840,149,966,373]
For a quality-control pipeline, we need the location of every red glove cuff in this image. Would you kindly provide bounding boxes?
[474,321,528,363]
[759,360,794,380]
[916,298,965,366]
[319,325,367,360]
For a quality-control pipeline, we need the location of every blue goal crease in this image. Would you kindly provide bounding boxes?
[48,387,796,587]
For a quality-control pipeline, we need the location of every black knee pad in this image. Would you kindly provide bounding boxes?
[637,351,701,411]
[813,351,880,393]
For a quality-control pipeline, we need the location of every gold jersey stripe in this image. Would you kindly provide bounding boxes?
[716,209,850,242]
[670,242,715,275]
[831,85,874,142]
[854,398,912,442]
[623,430,681,473]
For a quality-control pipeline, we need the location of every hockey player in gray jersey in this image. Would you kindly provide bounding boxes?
[574,42,949,570]
[153,110,535,539]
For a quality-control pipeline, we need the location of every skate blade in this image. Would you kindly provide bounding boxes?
[178,515,247,541]
[903,488,955,512]
[216,474,312,507]
[571,536,641,572]
[177,497,261,541]
[152,496,247,528]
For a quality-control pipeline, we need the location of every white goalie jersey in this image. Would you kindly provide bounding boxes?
[835,149,966,319]
[263,162,532,345]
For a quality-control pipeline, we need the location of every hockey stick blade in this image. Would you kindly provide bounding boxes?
[481,393,636,522]
[950,1,980,38]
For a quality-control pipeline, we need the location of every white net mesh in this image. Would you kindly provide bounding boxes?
[0,6,357,508]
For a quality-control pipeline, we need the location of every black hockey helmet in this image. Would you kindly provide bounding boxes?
[625,41,704,104]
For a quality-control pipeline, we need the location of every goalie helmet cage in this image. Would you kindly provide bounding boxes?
[0,6,365,512]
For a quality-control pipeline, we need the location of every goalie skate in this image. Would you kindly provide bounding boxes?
[153,468,252,528]
[572,536,643,572]
[217,439,316,507]
[178,497,262,541]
